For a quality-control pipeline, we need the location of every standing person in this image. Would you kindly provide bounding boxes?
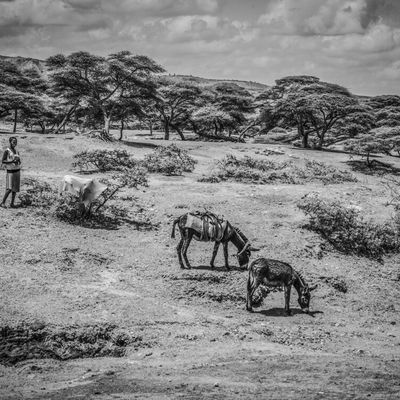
[1,137,21,208]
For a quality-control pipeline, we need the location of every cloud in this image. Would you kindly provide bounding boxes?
[258,0,367,36]
[0,0,400,95]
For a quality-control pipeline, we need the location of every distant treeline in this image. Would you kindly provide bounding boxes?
[1,51,400,161]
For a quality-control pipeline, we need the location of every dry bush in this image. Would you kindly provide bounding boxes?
[72,149,137,172]
[199,155,356,185]
[298,194,399,259]
[18,178,58,208]
[143,144,196,175]
[299,160,357,184]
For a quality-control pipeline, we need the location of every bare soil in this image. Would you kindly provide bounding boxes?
[0,131,399,399]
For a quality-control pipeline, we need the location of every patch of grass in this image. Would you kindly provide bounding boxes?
[199,155,356,185]
[298,194,399,259]
[142,144,196,175]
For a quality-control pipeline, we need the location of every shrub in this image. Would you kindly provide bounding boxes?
[298,194,399,259]
[18,178,58,208]
[143,144,196,175]
[72,149,136,172]
[199,155,356,185]
[200,154,297,184]
[299,160,357,184]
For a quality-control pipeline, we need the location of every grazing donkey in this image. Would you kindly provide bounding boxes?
[171,211,259,270]
[246,258,317,315]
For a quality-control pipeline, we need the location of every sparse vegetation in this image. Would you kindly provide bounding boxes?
[298,194,399,259]
[200,155,356,185]
[143,144,196,175]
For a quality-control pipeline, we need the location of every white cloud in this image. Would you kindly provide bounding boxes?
[258,0,366,35]
[0,0,400,95]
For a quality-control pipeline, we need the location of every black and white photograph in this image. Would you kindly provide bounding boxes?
[0,0,399,398]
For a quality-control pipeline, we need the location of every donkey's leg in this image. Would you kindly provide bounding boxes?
[176,240,185,269]
[176,227,186,269]
[246,270,259,312]
[182,230,194,269]
[284,284,292,316]
[210,241,220,268]
[223,242,230,271]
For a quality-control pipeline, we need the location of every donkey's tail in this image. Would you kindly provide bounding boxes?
[171,217,180,239]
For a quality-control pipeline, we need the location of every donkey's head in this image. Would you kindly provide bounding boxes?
[297,284,317,313]
[237,242,260,269]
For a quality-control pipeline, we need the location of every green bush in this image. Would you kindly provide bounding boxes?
[143,144,196,175]
[298,194,399,259]
[72,149,136,172]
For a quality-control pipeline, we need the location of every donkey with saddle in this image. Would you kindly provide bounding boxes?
[171,211,259,269]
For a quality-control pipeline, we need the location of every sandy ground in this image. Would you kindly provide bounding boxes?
[0,131,399,399]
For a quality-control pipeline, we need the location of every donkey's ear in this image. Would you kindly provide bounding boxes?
[309,284,318,291]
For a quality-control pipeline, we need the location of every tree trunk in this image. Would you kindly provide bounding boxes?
[171,124,185,141]
[13,109,18,133]
[299,124,309,148]
[100,113,113,141]
[118,120,124,141]
[164,119,170,140]
[149,120,153,135]
[104,115,111,135]
[54,105,77,134]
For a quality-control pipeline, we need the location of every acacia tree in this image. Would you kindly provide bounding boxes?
[189,82,256,141]
[366,95,400,128]
[260,76,364,148]
[46,51,164,140]
[0,59,46,132]
[153,77,202,140]
[345,126,400,166]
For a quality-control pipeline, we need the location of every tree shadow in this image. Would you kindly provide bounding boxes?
[122,140,159,149]
[255,308,323,317]
[346,160,400,176]
[191,264,246,272]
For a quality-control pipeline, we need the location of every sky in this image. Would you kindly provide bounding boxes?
[1,0,400,96]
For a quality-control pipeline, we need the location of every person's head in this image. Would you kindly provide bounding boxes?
[9,137,17,148]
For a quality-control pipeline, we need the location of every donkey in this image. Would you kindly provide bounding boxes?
[171,211,259,270]
[246,258,317,315]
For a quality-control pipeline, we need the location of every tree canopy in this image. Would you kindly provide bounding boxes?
[46,51,164,139]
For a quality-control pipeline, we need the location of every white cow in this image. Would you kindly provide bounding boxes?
[61,175,107,215]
